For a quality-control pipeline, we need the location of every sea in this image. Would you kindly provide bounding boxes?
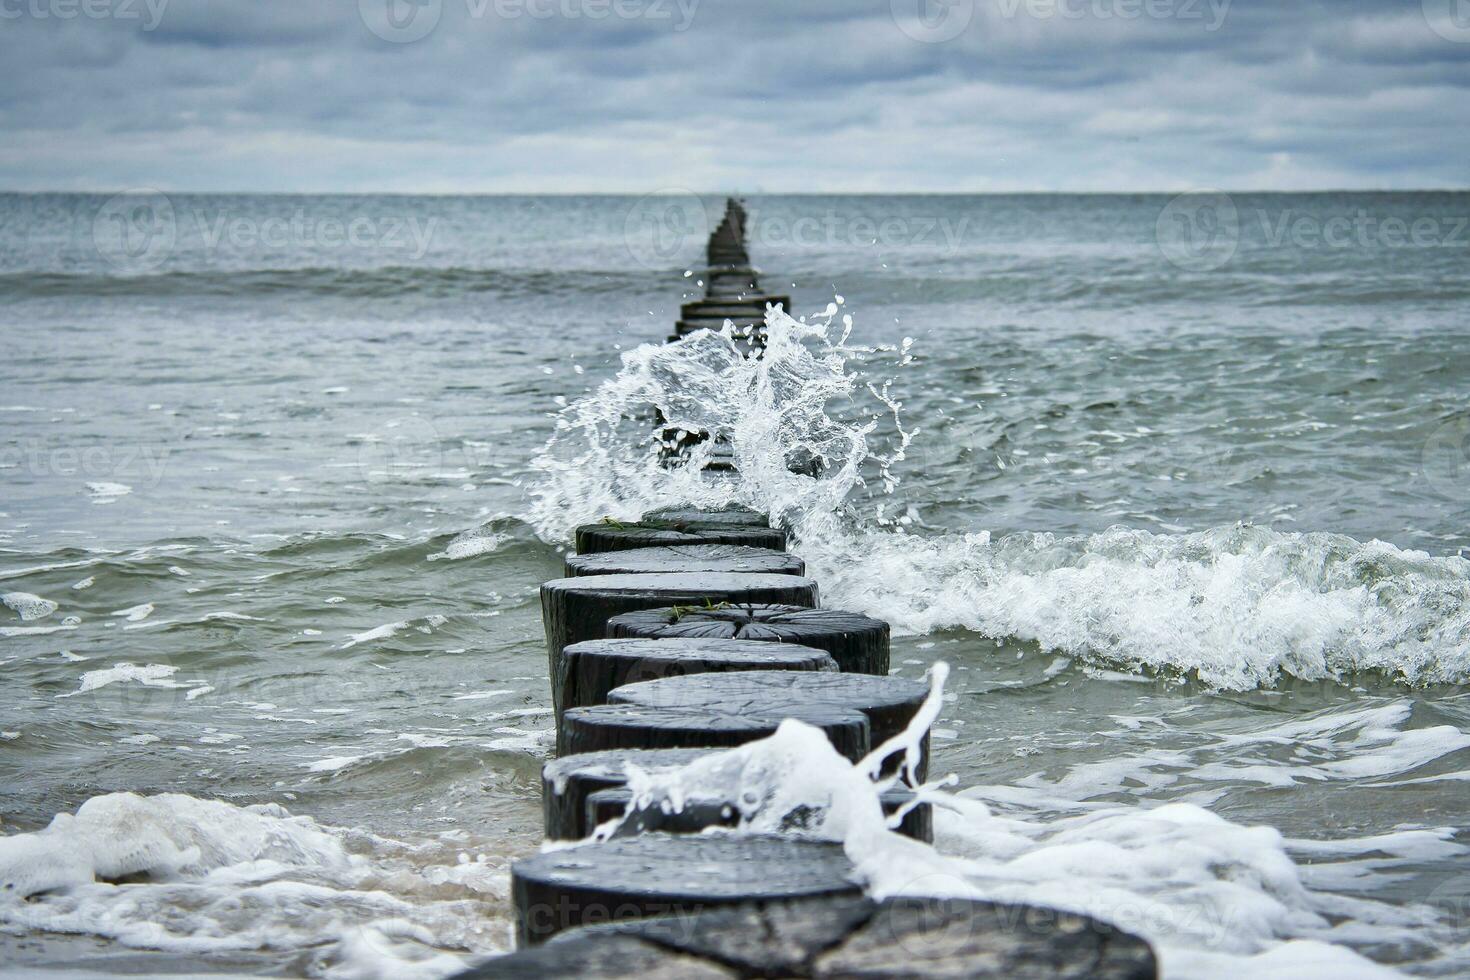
[0,192,1467,978]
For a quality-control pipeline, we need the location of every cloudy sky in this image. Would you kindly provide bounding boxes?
[1,0,1467,192]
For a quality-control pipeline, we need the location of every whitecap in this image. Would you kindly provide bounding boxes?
[428,526,503,561]
[108,602,154,623]
[0,624,76,638]
[2,592,58,622]
[341,621,408,650]
[305,755,367,774]
[60,663,180,697]
[528,306,1470,690]
[85,482,132,503]
[0,793,508,974]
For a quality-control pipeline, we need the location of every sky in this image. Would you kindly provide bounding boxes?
[0,0,1468,192]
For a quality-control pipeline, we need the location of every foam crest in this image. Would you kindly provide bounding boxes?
[596,672,1454,979]
[806,523,1470,689]
[528,304,1470,689]
[2,591,58,622]
[0,793,509,977]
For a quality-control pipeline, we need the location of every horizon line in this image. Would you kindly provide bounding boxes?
[3,187,1469,197]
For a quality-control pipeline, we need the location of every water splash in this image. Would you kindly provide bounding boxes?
[528,304,1470,689]
[587,664,1447,979]
[602,661,953,847]
[528,302,914,541]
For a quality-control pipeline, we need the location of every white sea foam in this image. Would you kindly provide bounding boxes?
[108,602,154,623]
[603,665,1455,979]
[60,663,208,698]
[803,524,1470,689]
[528,306,1470,690]
[306,755,367,773]
[0,624,76,638]
[2,591,58,622]
[481,728,554,754]
[342,621,408,649]
[0,793,509,977]
[428,526,503,561]
[85,482,131,503]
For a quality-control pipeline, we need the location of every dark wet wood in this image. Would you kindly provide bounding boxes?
[556,636,836,715]
[608,670,928,779]
[583,785,933,844]
[452,933,734,979]
[643,505,769,527]
[460,890,1158,977]
[609,602,891,676]
[558,700,870,762]
[574,520,786,555]
[565,544,804,578]
[541,573,818,713]
[510,833,861,945]
[542,747,711,840]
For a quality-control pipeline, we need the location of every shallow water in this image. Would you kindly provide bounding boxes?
[1,192,1468,977]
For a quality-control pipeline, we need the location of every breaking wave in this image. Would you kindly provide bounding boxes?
[529,305,1470,690]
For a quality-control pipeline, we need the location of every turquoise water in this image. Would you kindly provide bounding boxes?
[0,193,1468,977]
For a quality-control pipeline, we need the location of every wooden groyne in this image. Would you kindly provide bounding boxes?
[453,198,1158,978]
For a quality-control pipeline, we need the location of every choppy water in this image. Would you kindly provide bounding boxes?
[1,192,1468,978]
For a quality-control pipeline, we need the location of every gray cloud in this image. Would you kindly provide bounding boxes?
[0,0,1466,191]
